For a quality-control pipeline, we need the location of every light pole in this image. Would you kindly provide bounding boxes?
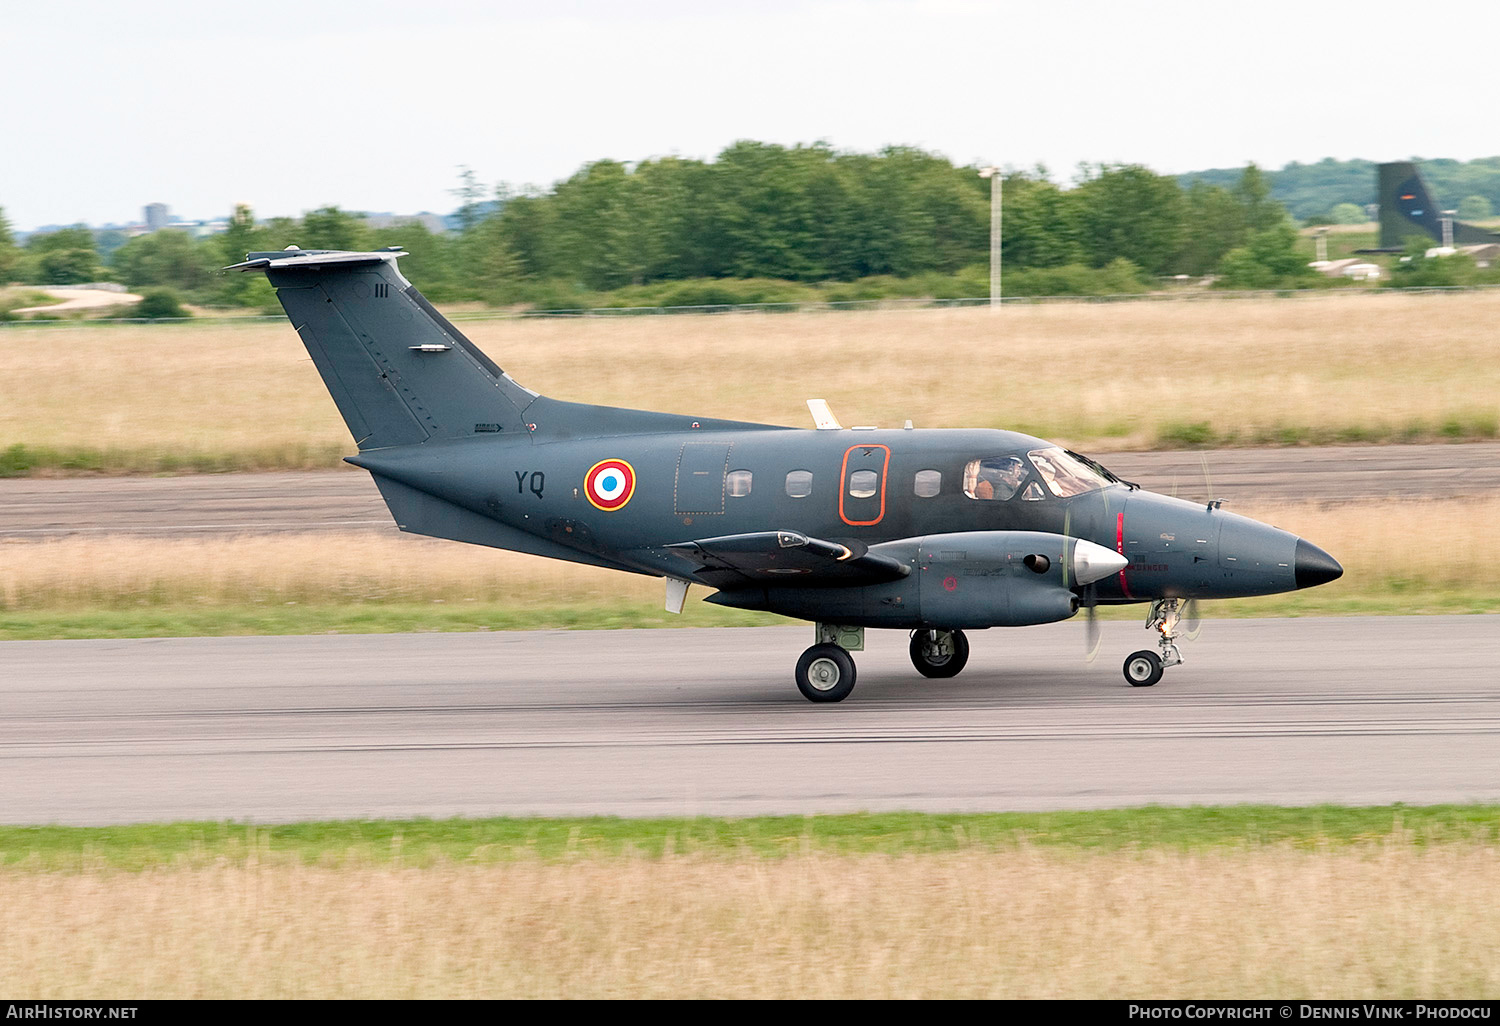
[979,166,1002,307]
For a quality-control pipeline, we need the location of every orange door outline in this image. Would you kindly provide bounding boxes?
[839,444,890,526]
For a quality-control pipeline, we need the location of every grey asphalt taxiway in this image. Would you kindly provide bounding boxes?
[3,617,1498,825]
[3,441,1498,538]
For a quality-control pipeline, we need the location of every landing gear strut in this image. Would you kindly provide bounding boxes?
[1123,598,1186,688]
[909,629,970,679]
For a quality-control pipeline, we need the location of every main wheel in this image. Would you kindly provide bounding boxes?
[1123,650,1164,687]
[909,629,970,679]
[795,643,858,703]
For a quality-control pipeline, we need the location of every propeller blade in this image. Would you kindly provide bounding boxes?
[1084,602,1102,663]
[1061,508,1072,590]
[1183,598,1203,641]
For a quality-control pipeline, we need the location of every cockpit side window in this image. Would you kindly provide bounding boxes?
[1027,447,1107,498]
[962,456,1028,501]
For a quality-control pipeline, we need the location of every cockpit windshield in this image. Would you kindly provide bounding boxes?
[964,448,1114,502]
[1028,447,1109,498]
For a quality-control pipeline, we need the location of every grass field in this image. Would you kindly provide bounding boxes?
[0,497,1492,639]
[2,807,1498,998]
[3,290,1499,475]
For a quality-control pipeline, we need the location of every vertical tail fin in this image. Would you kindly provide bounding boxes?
[1378,162,1500,249]
[1379,162,1441,249]
[229,248,537,449]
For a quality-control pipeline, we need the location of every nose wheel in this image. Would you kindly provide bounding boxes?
[1123,650,1164,687]
[1123,598,1187,687]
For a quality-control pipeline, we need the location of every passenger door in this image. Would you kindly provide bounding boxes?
[839,444,890,526]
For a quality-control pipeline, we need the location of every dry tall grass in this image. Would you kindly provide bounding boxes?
[4,291,1498,464]
[2,846,1496,998]
[0,498,1489,611]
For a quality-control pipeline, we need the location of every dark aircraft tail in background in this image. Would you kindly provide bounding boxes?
[1377,162,1500,250]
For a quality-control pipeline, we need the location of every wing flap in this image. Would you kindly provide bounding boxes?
[666,531,910,589]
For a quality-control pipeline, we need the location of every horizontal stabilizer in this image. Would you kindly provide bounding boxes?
[225,248,407,272]
[667,530,910,589]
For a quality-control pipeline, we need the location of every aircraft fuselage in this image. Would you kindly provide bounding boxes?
[350,423,1336,616]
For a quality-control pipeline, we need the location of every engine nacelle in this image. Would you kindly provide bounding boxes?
[707,531,1111,629]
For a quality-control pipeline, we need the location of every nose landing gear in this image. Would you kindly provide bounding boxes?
[1123,598,1187,687]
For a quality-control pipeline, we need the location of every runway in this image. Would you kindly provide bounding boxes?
[3,441,1498,538]
[3,616,1498,825]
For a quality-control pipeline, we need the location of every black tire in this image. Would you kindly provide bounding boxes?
[795,643,858,703]
[909,629,970,679]
[1123,650,1164,687]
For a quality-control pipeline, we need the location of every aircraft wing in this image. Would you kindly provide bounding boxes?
[665,531,911,589]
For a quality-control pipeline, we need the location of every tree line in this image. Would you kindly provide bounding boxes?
[2,142,1333,311]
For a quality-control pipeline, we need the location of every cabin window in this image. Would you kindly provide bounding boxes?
[727,470,753,497]
[962,456,1027,501]
[913,469,942,497]
[785,470,813,498]
[848,470,878,499]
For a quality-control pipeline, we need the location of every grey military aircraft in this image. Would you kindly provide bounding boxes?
[231,247,1343,702]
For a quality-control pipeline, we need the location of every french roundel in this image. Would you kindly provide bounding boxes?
[584,459,636,511]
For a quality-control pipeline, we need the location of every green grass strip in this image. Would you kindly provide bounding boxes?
[2,805,1498,871]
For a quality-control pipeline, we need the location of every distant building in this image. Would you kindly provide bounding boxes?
[144,203,169,231]
[1459,244,1500,268]
[1312,258,1381,281]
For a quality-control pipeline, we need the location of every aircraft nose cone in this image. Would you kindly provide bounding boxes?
[1294,539,1343,590]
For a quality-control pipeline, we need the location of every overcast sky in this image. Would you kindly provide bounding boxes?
[4,0,1496,231]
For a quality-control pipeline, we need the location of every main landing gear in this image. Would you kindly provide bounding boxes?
[795,625,972,702]
[795,644,857,703]
[795,624,867,702]
[909,629,970,679]
[1123,598,1186,687]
